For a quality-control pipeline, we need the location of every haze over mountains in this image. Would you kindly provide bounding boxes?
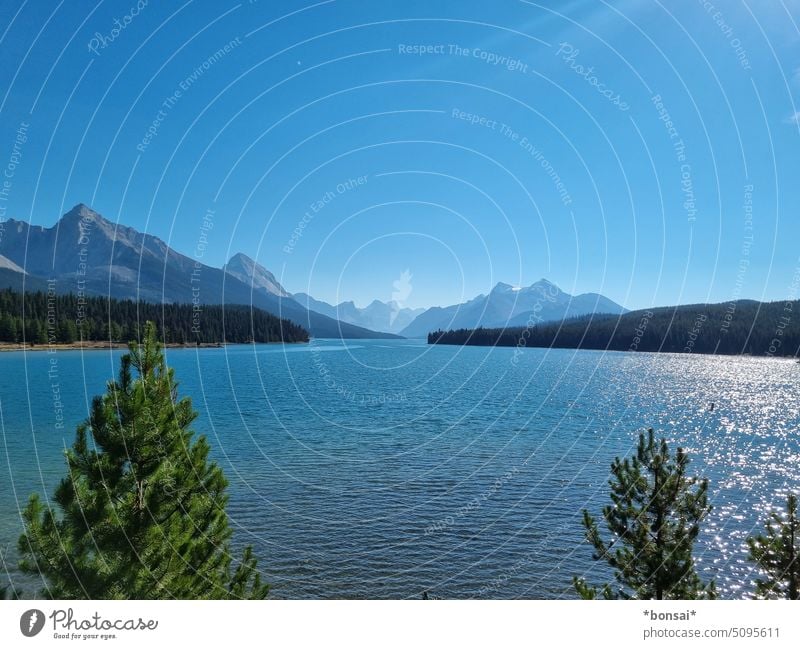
[0,204,628,339]
[293,293,425,335]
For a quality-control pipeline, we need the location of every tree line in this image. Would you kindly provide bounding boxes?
[0,288,309,345]
[428,299,800,357]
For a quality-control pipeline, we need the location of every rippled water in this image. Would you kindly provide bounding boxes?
[1,340,798,598]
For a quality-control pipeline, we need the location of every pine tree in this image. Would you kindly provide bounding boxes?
[57,319,77,343]
[574,429,715,599]
[18,322,269,599]
[28,319,42,345]
[747,494,799,599]
[0,313,15,341]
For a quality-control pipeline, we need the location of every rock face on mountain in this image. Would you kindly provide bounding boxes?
[293,293,424,335]
[223,253,290,298]
[1,205,201,301]
[399,280,627,338]
[0,204,398,339]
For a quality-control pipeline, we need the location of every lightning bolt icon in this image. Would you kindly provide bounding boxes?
[28,611,38,632]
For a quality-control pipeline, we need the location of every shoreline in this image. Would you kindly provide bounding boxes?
[427,340,799,360]
[0,341,308,353]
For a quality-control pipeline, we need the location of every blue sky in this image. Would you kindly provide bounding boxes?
[0,0,798,310]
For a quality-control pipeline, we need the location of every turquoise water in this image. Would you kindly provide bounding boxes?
[1,339,798,598]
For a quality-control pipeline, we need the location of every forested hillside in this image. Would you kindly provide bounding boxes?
[0,289,309,345]
[428,300,799,357]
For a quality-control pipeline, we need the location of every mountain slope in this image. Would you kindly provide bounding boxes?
[0,254,25,274]
[400,280,627,337]
[219,254,402,338]
[0,268,50,293]
[0,204,398,339]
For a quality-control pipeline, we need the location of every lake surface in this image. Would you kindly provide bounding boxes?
[1,339,798,598]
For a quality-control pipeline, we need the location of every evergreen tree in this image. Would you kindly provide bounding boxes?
[28,319,42,345]
[57,319,77,343]
[37,319,49,344]
[0,288,308,345]
[18,322,269,599]
[747,494,799,599]
[0,313,15,341]
[574,429,715,599]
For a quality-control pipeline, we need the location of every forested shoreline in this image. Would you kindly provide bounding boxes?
[428,300,800,357]
[0,288,309,345]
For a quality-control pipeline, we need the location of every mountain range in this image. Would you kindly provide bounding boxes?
[0,204,627,339]
[398,279,627,337]
[0,204,396,339]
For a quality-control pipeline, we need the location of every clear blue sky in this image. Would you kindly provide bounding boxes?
[0,0,798,310]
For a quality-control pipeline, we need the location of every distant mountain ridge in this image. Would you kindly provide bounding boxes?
[293,292,425,335]
[0,204,398,340]
[399,279,627,338]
